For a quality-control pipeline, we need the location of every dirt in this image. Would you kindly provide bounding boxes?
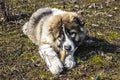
[0,0,120,80]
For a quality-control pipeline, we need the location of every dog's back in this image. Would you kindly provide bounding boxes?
[23,8,65,45]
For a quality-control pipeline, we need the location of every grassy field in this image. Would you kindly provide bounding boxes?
[0,0,120,80]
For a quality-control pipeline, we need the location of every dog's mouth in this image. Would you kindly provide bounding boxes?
[59,45,78,63]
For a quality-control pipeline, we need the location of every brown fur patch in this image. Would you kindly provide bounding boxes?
[48,12,81,62]
[49,15,62,40]
[49,12,80,39]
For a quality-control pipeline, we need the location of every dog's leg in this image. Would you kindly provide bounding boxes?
[64,52,76,69]
[39,45,63,74]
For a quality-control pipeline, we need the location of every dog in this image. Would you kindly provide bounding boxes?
[22,8,86,74]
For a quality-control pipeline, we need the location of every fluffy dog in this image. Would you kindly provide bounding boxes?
[23,8,86,74]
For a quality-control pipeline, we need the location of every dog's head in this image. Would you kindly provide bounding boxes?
[49,12,86,53]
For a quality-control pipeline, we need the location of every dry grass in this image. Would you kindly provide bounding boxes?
[0,0,120,80]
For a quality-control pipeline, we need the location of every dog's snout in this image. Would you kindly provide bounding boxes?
[64,45,71,51]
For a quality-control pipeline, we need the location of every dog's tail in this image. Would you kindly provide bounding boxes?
[22,8,53,36]
[22,22,29,35]
[22,8,54,45]
[22,21,38,45]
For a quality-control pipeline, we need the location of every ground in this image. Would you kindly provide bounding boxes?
[0,0,120,80]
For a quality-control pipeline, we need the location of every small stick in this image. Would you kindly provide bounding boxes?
[60,50,68,63]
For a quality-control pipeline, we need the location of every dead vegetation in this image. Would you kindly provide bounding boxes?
[0,0,120,80]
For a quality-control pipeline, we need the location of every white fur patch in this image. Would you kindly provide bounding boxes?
[52,8,66,15]
[22,22,28,35]
[64,54,76,69]
[63,26,75,51]
[39,45,63,74]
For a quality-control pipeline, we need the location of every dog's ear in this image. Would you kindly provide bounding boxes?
[69,12,84,27]
[76,11,85,26]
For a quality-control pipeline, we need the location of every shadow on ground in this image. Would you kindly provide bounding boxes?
[75,36,120,60]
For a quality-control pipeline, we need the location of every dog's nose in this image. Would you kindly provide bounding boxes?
[64,45,71,51]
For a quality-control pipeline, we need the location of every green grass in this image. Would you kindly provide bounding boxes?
[0,0,120,80]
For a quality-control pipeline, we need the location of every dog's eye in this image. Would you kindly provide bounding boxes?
[80,27,85,32]
[58,36,62,41]
[58,34,64,41]
[70,32,76,38]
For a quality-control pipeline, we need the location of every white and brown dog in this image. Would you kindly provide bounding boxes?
[23,8,86,74]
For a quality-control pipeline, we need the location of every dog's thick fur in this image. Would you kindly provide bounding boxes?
[23,8,86,74]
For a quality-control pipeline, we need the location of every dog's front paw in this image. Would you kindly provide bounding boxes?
[49,59,63,74]
[64,55,76,69]
[39,46,63,74]
[45,55,63,74]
